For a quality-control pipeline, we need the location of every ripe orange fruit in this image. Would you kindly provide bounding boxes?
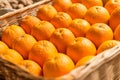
[0,41,9,53]
[81,0,103,8]
[84,6,110,24]
[86,23,113,48]
[114,24,120,40]
[29,40,58,67]
[76,56,95,67]
[50,12,72,28]
[50,28,75,53]
[71,0,82,3]
[1,25,25,48]
[20,15,41,34]
[66,37,96,63]
[13,34,37,59]
[68,19,91,37]
[66,3,87,19]
[97,40,120,54]
[43,53,75,78]
[31,21,55,41]
[52,0,72,12]
[102,0,110,5]
[18,60,42,77]
[109,7,120,31]
[0,49,23,64]
[105,0,120,14]
[37,4,57,21]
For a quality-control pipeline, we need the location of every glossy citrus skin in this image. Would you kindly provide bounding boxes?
[66,37,96,63]
[31,21,55,41]
[29,40,58,67]
[43,53,75,78]
[52,0,72,12]
[68,19,91,37]
[109,7,120,31]
[50,28,75,53]
[76,56,95,67]
[50,12,72,28]
[97,40,120,54]
[105,0,120,14]
[81,0,103,8]
[19,60,42,76]
[67,3,87,19]
[86,23,113,48]
[20,15,41,34]
[0,49,23,64]
[13,34,37,59]
[37,4,57,21]
[84,6,110,24]
[1,25,25,48]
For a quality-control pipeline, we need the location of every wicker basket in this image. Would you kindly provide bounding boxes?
[0,0,120,80]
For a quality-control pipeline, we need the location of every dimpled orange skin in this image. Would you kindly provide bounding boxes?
[86,23,113,48]
[31,21,55,41]
[0,49,23,64]
[1,25,25,48]
[20,15,41,34]
[66,3,87,19]
[28,40,58,67]
[50,12,72,28]
[43,53,75,78]
[52,0,72,12]
[18,60,42,77]
[66,37,96,63]
[13,34,37,59]
[37,4,57,21]
[109,7,120,31]
[97,40,120,54]
[84,6,110,24]
[68,18,91,37]
[50,28,75,53]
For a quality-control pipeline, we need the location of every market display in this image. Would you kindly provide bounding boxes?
[0,0,120,79]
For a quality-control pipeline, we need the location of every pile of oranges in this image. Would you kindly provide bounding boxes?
[1,0,120,78]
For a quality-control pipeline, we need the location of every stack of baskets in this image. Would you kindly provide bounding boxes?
[0,0,120,80]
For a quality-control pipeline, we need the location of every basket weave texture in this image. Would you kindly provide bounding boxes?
[0,0,120,80]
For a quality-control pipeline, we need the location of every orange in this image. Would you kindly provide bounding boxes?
[20,15,41,34]
[84,6,110,24]
[0,41,9,53]
[50,12,72,28]
[71,0,82,3]
[105,0,120,14]
[68,19,91,37]
[86,23,113,47]
[31,21,55,41]
[18,60,42,77]
[0,49,23,64]
[109,7,120,31]
[43,53,75,78]
[66,3,87,19]
[97,40,120,54]
[1,25,25,48]
[37,4,57,21]
[102,0,110,5]
[76,56,95,67]
[13,34,37,59]
[50,28,75,53]
[52,0,72,12]
[66,37,96,63]
[81,0,103,8]
[86,23,113,48]
[114,24,120,40]
[28,40,58,67]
